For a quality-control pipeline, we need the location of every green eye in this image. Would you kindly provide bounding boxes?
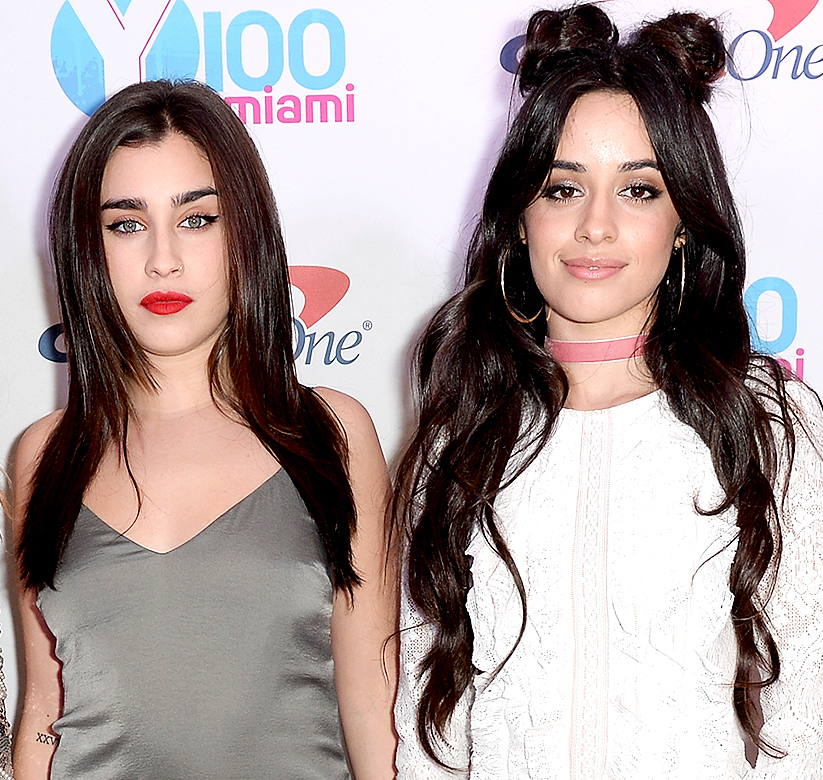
[106,219,144,234]
[181,214,219,229]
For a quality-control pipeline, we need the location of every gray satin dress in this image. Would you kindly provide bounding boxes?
[38,469,350,780]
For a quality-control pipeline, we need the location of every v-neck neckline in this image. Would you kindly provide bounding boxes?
[81,468,285,555]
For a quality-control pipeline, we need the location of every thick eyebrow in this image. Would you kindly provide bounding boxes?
[101,196,147,212]
[550,159,660,173]
[551,160,585,173]
[618,159,659,172]
[101,187,218,212]
[172,187,219,208]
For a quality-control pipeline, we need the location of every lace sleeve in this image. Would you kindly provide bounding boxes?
[395,569,472,779]
[0,626,11,780]
[745,381,823,778]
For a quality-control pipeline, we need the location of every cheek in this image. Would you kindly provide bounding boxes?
[637,219,679,274]
[522,206,576,274]
[104,255,129,303]
[526,232,564,292]
[207,259,231,313]
[211,252,230,299]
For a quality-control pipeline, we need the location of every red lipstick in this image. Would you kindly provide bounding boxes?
[140,291,193,315]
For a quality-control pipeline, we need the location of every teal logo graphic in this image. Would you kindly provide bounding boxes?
[51,0,199,115]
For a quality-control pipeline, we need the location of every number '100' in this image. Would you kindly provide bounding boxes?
[203,9,345,92]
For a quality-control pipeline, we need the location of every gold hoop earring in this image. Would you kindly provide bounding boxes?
[676,245,685,317]
[500,241,543,324]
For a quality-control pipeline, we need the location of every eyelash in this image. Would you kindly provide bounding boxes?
[105,218,145,235]
[105,213,220,234]
[543,182,663,202]
[544,183,581,201]
[180,213,219,230]
[622,183,662,201]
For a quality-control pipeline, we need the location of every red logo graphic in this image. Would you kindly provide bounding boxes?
[767,0,818,40]
[288,266,350,328]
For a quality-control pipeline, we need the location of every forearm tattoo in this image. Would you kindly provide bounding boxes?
[36,732,59,746]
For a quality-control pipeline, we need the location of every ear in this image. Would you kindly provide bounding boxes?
[673,230,686,250]
[518,218,528,245]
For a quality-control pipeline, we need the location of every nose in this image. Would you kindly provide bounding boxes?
[574,190,617,244]
[145,230,183,277]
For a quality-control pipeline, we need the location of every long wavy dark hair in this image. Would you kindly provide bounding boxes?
[394,4,796,765]
[18,80,359,594]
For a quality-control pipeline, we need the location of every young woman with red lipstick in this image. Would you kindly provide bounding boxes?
[394,6,823,778]
[13,81,396,780]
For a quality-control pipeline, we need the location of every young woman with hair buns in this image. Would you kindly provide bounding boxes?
[393,5,823,778]
[13,80,396,780]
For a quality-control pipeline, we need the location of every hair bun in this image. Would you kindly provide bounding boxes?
[519,4,618,94]
[632,13,726,103]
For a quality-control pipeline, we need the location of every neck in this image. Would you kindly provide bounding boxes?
[545,333,657,410]
[129,346,221,419]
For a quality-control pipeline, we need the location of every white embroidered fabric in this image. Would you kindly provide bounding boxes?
[395,383,823,779]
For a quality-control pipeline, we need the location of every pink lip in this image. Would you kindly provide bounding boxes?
[562,258,626,281]
[140,291,193,315]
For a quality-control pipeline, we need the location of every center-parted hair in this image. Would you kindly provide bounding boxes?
[18,80,360,595]
[393,4,795,765]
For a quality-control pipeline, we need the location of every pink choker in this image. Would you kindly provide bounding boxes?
[545,333,647,364]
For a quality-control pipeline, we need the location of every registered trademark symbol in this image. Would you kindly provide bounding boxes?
[362,320,373,331]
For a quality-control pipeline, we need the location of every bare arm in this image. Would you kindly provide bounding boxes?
[317,388,398,780]
[12,414,64,780]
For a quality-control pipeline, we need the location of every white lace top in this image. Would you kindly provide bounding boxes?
[396,383,823,779]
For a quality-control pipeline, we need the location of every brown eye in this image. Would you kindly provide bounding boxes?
[545,183,581,201]
[622,183,662,201]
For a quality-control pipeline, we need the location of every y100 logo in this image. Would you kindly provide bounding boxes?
[51,0,350,122]
[745,277,805,379]
[39,266,369,367]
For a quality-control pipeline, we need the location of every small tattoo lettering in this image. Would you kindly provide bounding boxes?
[36,732,59,745]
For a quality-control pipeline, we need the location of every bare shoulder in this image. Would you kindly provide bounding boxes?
[17,411,63,472]
[312,387,388,497]
[312,386,381,452]
[313,386,375,431]
[14,410,64,523]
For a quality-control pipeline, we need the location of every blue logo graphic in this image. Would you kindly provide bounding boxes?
[51,2,347,117]
[727,29,823,80]
[51,0,199,115]
[744,277,798,354]
[500,35,525,74]
[38,324,68,364]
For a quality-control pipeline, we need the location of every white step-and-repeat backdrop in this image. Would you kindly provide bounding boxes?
[0,0,821,721]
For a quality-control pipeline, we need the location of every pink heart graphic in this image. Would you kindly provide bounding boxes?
[767,0,819,40]
[288,266,350,328]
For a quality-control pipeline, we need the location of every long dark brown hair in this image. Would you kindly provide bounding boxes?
[394,4,797,765]
[18,80,359,594]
